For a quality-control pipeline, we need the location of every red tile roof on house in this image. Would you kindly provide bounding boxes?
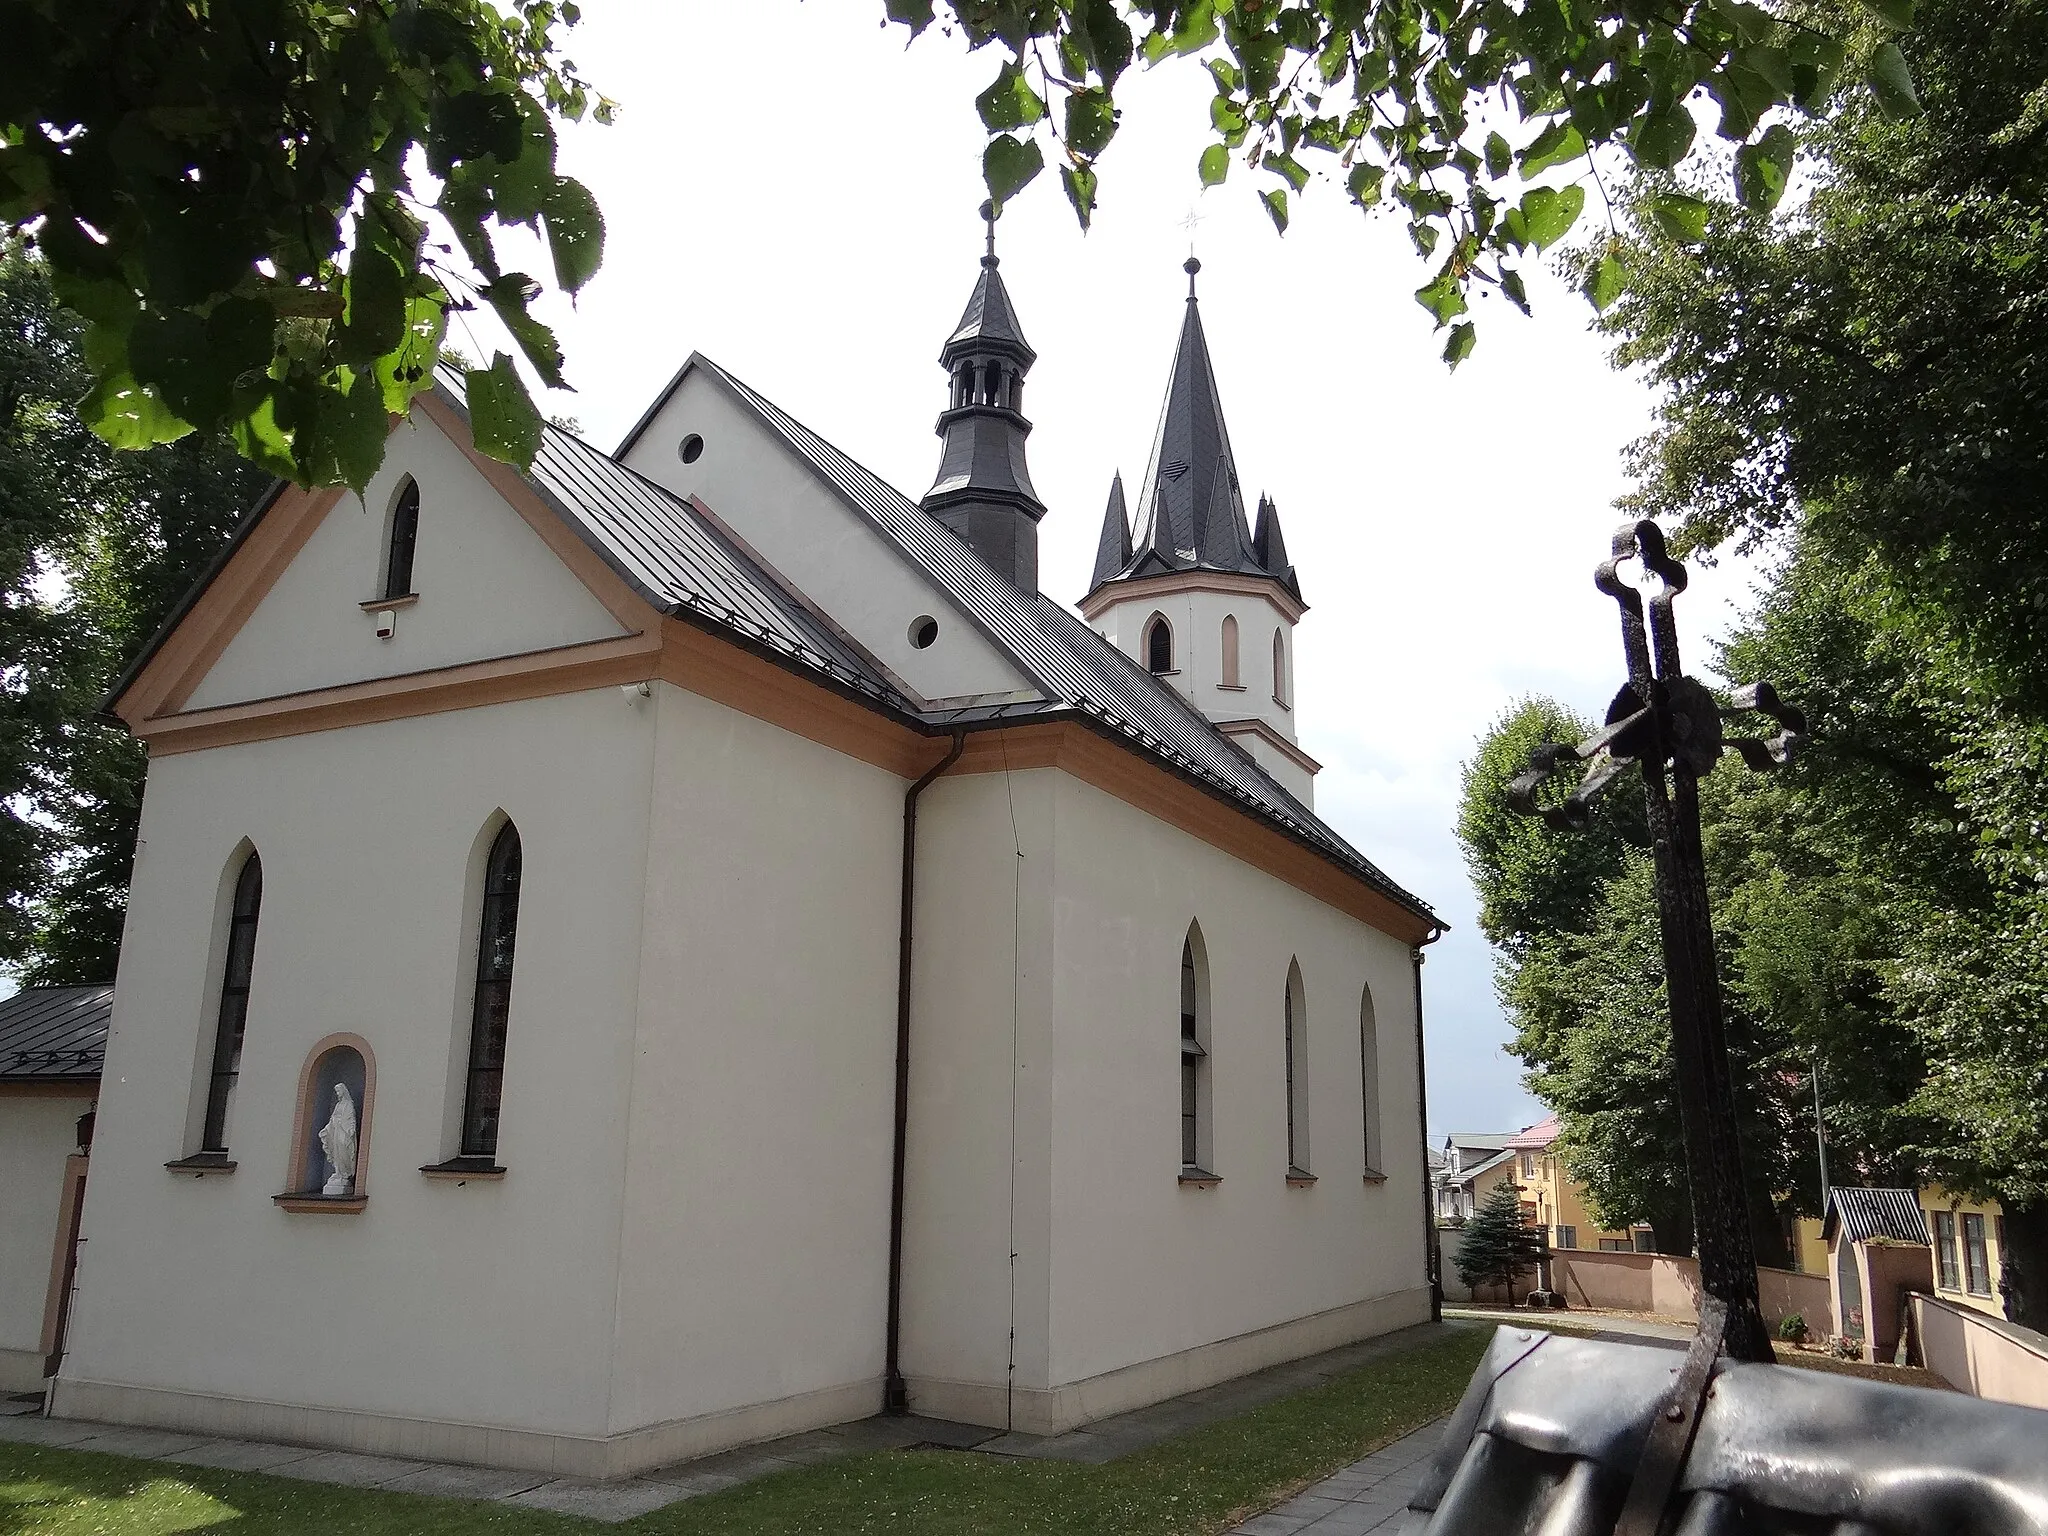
[1505,1114,1560,1151]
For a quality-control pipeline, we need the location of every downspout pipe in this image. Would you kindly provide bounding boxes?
[1412,933,1443,1322]
[885,729,966,1414]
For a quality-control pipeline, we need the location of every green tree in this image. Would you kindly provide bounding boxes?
[1455,1180,1545,1303]
[3,0,612,489]
[0,242,260,982]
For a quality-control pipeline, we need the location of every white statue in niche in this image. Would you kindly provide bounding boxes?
[317,1082,358,1196]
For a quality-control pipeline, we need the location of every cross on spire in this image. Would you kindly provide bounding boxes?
[980,199,998,268]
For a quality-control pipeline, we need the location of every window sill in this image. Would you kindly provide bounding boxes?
[1287,1169,1317,1187]
[1272,696,1292,711]
[165,1154,237,1176]
[1179,1168,1221,1188]
[1361,1169,1388,1185]
[421,1158,506,1182]
[358,593,419,612]
[1216,683,1248,692]
[273,1194,366,1214]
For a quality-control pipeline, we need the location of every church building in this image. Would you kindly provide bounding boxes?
[52,230,1442,1478]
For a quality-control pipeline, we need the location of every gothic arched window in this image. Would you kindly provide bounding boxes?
[1145,614,1174,674]
[384,477,420,600]
[982,361,1003,406]
[1180,925,1211,1172]
[201,851,263,1154]
[1360,983,1382,1175]
[1284,960,1310,1176]
[1220,614,1240,687]
[460,821,523,1159]
[1272,628,1288,705]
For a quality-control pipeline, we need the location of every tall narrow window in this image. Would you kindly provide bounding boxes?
[384,478,420,599]
[1180,933,1206,1169]
[460,822,522,1159]
[1145,614,1174,674]
[1284,961,1309,1175]
[1272,628,1288,704]
[1359,984,1382,1174]
[201,852,263,1153]
[1963,1213,1992,1295]
[1935,1209,1960,1290]
[1220,615,1240,686]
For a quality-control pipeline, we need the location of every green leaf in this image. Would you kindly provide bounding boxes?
[1065,88,1117,156]
[1260,186,1289,234]
[79,371,193,449]
[427,88,524,176]
[983,135,1045,209]
[1519,120,1587,176]
[305,374,390,493]
[1789,34,1849,111]
[334,248,408,364]
[1484,132,1512,179]
[1867,42,1921,120]
[541,177,605,294]
[1442,321,1476,369]
[1060,163,1099,228]
[483,274,567,390]
[1262,152,1309,192]
[487,110,559,226]
[1735,43,1796,100]
[883,0,934,31]
[1501,268,1530,316]
[1629,103,1696,171]
[1734,124,1797,211]
[1519,184,1586,251]
[1346,161,1385,207]
[467,354,543,468]
[1857,0,1916,26]
[230,388,297,480]
[1584,252,1626,311]
[976,62,1046,132]
[373,295,450,415]
[1199,143,1231,186]
[1649,191,1712,242]
[1414,265,1469,326]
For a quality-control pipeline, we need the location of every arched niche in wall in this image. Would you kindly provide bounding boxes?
[276,1033,376,1213]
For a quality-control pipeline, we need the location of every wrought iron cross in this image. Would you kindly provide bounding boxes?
[1508,520,1805,1366]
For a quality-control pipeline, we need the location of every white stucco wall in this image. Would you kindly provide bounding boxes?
[0,1095,90,1389]
[59,687,656,1441]
[1090,587,1299,747]
[186,415,625,711]
[617,367,1035,707]
[607,682,905,1439]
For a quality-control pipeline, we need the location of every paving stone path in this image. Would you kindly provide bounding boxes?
[1224,1419,1444,1536]
[0,1320,1470,1524]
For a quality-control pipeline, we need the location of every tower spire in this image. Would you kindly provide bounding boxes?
[921,205,1044,592]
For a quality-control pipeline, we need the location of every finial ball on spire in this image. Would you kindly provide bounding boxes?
[1184,255,1201,299]
[980,200,999,267]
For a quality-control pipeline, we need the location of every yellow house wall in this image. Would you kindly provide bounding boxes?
[1922,1184,2007,1318]
[1520,1150,1639,1251]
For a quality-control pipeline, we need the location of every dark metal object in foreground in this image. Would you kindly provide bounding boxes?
[1406,1327,2048,1535]
[1508,521,1806,1365]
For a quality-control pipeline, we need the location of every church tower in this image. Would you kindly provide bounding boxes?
[922,205,1045,592]
[1079,258,1318,805]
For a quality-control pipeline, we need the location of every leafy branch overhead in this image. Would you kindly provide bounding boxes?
[1,0,614,489]
[887,0,1923,366]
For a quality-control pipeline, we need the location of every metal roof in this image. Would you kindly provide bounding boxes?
[693,357,1439,928]
[1824,1187,1931,1246]
[0,986,111,1081]
[944,257,1033,362]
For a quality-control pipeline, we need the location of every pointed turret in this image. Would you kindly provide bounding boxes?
[923,203,1045,591]
[1091,473,1133,590]
[1253,494,1302,602]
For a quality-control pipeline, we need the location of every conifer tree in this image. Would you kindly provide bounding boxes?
[1455,1181,1544,1304]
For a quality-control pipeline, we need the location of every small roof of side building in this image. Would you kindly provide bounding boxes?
[0,985,111,1082]
[1441,1148,1518,1191]
[1823,1188,1932,1246]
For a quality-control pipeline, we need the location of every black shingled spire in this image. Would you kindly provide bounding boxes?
[1253,493,1303,602]
[922,203,1045,591]
[1090,473,1133,590]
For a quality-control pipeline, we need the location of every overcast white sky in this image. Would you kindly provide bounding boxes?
[473,3,1768,1137]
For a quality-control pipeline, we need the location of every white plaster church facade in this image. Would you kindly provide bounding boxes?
[52,235,1442,1477]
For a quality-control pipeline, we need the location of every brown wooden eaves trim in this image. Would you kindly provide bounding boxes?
[0,1080,100,1098]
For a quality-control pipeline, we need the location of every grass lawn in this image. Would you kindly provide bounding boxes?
[0,1327,1488,1536]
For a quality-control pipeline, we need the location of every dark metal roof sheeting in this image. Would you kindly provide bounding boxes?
[695,358,1438,926]
[0,985,111,1080]
[1825,1186,1932,1246]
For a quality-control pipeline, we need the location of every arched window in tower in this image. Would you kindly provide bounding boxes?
[1360,983,1383,1175]
[954,364,973,408]
[1273,628,1289,705]
[383,477,420,600]
[200,850,263,1154]
[1220,615,1241,687]
[1180,925,1211,1171]
[1284,960,1310,1176]
[982,361,1003,406]
[460,821,523,1159]
[1008,372,1023,413]
[1145,613,1174,674]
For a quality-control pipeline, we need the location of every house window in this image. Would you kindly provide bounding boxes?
[1179,927,1210,1170]
[1633,1229,1655,1253]
[460,821,523,1159]
[1220,615,1240,687]
[1598,1237,1629,1251]
[1272,628,1287,704]
[1934,1209,1960,1290]
[1145,613,1174,674]
[201,851,263,1153]
[384,477,420,599]
[1521,1153,1537,1179]
[1556,1225,1577,1250]
[1284,961,1309,1174]
[1963,1213,1992,1296]
[1359,984,1381,1174]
